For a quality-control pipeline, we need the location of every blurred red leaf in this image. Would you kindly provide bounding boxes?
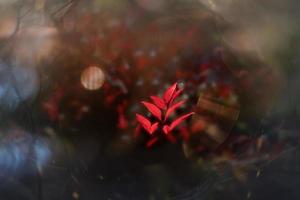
[170,112,194,130]
[165,133,177,143]
[141,101,162,121]
[134,125,141,138]
[42,103,59,121]
[136,114,151,133]
[163,125,170,135]
[164,100,186,121]
[146,137,159,148]
[169,88,183,105]
[163,112,194,134]
[150,122,159,135]
[150,96,166,109]
[219,85,231,98]
[179,126,190,141]
[117,114,128,129]
[136,114,159,135]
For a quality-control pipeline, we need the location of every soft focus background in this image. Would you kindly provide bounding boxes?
[0,0,300,199]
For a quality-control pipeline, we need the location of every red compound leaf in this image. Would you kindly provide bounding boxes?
[141,101,162,121]
[136,82,193,147]
[163,83,177,104]
[164,99,186,121]
[150,96,166,110]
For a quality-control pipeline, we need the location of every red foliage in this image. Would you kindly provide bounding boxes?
[150,96,166,110]
[141,101,162,121]
[136,83,194,147]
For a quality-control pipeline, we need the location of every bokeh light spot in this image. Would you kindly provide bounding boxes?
[81,66,105,90]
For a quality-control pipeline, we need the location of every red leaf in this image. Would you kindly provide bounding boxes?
[165,133,177,143]
[150,96,166,109]
[146,137,159,148]
[42,102,59,121]
[134,125,141,138]
[150,122,159,135]
[164,100,186,120]
[136,114,151,133]
[169,112,194,131]
[219,85,231,98]
[163,125,170,135]
[163,83,177,104]
[141,101,162,121]
[117,114,128,129]
[179,127,190,141]
[169,88,183,105]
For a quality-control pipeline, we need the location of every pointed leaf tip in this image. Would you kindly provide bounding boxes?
[169,88,183,105]
[163,83,177,104]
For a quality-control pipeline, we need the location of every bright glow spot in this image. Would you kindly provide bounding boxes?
[81,66,105,90]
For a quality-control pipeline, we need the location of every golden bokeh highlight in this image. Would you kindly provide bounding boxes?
[81,66,105,90]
